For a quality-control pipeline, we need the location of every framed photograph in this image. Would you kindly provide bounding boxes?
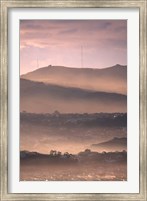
[0,0,146,201]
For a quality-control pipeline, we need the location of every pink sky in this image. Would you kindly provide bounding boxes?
[20,20,127,75]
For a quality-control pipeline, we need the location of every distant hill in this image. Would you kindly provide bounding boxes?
[20,78,127,113]
[91,137,127,151]
[21,64,127,95]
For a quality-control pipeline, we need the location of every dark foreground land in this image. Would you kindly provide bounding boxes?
[20,150,127,181]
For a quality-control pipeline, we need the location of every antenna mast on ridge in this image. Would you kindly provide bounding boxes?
[37,57,39,68]
[81,45,83,68]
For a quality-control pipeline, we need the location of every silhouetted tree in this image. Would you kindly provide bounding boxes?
[50,150,57,156]
[57,151,62,156]
[84,149,91,153]
[64,152,70,158]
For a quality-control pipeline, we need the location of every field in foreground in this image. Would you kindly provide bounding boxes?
[20,150,127,181]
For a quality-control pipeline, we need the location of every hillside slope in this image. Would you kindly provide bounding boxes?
[21,64,127,95]
[20,78,127,113]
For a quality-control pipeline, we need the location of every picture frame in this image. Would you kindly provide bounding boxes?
[0,0,146,200]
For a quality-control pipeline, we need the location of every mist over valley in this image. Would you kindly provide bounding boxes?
[20,64,127,181]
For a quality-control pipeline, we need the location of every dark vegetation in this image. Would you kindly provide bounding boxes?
[20,149,127,165]
[20,112,127,128]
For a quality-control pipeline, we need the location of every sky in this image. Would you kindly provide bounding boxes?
[20,20,127,75]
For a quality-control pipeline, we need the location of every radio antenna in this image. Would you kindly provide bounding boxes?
[37,57,39,68]
[81,45,83,68]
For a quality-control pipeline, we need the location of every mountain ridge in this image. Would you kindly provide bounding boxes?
[21,64,127,76]
[21,64,127,95]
